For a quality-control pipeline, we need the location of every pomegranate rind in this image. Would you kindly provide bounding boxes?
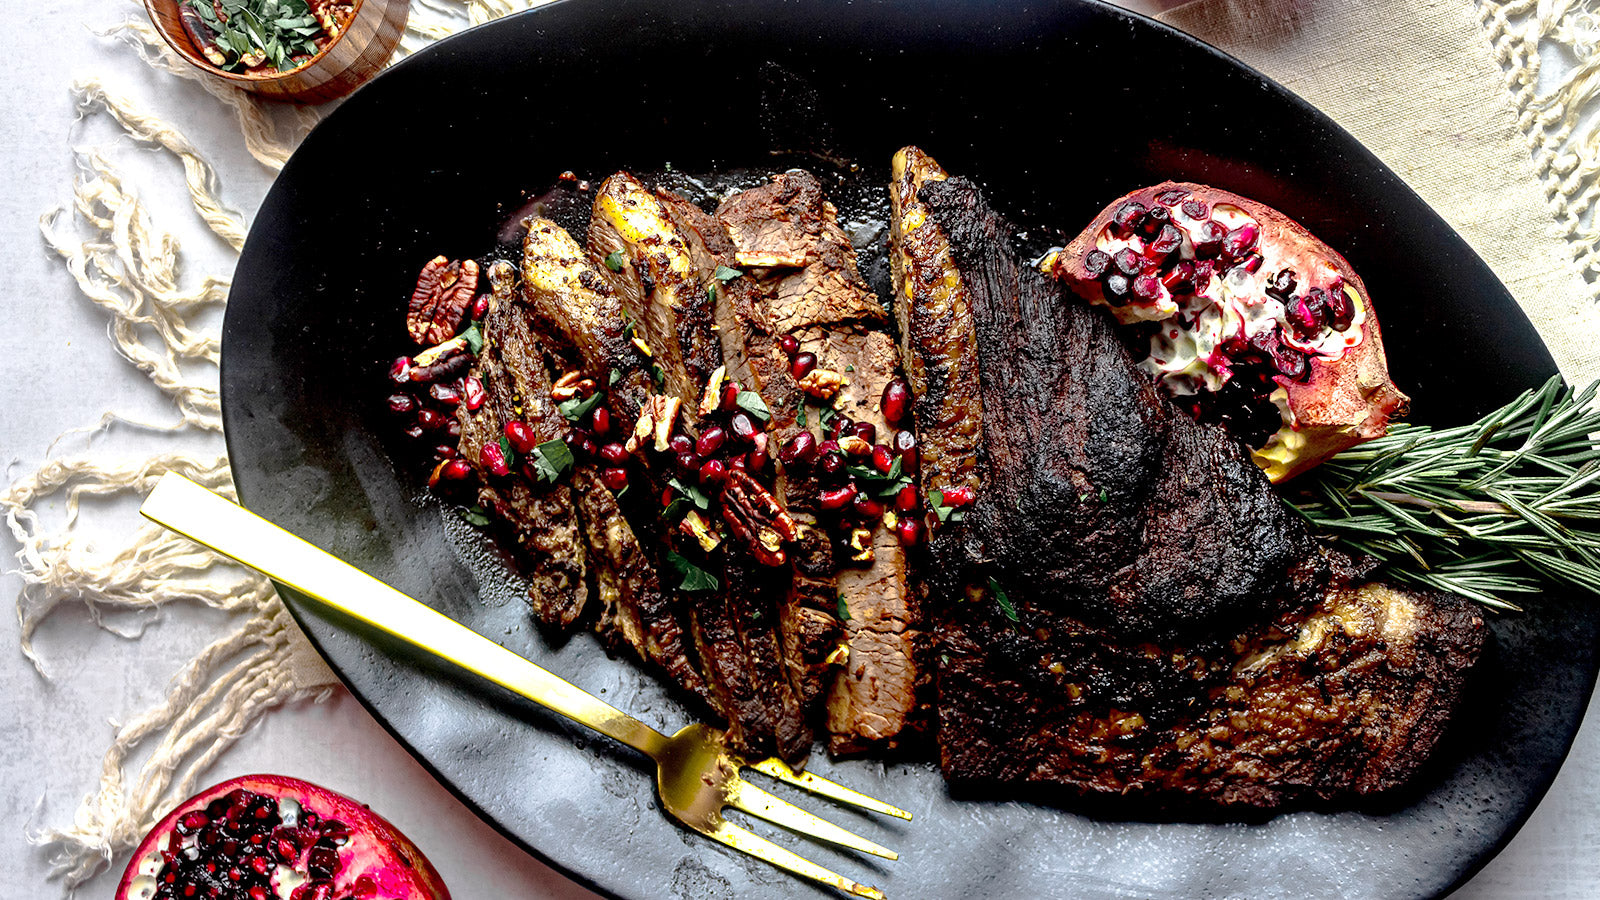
[115,773,451,900]
[1045,181,1408,481]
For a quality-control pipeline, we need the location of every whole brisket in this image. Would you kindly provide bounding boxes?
[895,159,1485,808]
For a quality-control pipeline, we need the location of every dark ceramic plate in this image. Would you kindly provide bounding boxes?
[220,1,1600,897]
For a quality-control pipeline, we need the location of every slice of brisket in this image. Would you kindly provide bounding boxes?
[900,165,1485,808]
[717,171,924,756]
[454,262,586,628]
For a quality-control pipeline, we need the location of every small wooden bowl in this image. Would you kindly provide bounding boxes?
[145,0,409,103]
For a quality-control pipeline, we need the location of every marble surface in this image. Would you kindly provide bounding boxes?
[1,1,1595,898]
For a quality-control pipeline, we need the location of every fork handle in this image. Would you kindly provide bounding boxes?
[141,473,670,758]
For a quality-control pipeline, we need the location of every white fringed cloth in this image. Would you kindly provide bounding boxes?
[9,0,1599,891]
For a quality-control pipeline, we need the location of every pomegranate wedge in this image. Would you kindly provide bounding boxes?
[1043,182,1408,481]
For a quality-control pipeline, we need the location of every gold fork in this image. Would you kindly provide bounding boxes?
[140,473,909,898]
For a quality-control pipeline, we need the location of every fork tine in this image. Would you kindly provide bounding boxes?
[726,780,898,860]
[703,818,888,900]
[747,758,914,820]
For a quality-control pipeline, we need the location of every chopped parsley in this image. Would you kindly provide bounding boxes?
[608,367,622,386]
[847,456,911,498]
[667,551,720,592]
[836,593,851,621]
[988,577,1019,623]
[603,249,625,272]
[557,391,604,423]
[529,438,573,483]
[460,506,491,527]
[735,390,771,422]
[714,265,743,282]
[667,477,711,510]
[460,321,484,354]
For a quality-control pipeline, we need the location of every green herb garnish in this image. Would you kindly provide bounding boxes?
[714,265,742,282]
[837,593,851,621]
[650,363,666,387]
[499,435,516,466]
[460,321,484,355]
[603,249,625,272]
[848,456,911,498]
[927,488,964,523]
[988,577,1019,623]
[529,438,573,483]
[558,391,604,423]
[668,477,711,510]
[460,507,491,527]
[667,551,720,592]
[735,390,771,422]
[609,367,622,386]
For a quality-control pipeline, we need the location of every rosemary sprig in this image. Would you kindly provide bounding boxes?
[1288,376,1600,611]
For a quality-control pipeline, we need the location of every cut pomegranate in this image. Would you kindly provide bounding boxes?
[115,774,449,900]
[1043,181,1408,481]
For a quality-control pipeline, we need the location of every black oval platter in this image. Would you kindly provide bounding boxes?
[219,1,1599,897]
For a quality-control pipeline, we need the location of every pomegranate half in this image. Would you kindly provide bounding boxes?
[1042,182,1408,481]
[116,774,450,900]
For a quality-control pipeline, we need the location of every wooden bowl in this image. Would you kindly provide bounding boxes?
[144,0,409,103]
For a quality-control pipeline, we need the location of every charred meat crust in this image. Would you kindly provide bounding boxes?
[913,172,1484,807]
[454,280,586,628]
[921,176,1313,640]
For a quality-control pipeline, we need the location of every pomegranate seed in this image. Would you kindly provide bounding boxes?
[1139,206,1170,237]
[479,443,510,477]
[1221,223,1259,258]
[747,444,770,472]
[599,442,629,465]
[590,406,611,436]
[1192,219,1228,258]
[1147,224,1183,258]
[895,483,920,513]
[177,811,210,835]
[1180,198,1210,220]
[1103,273,1131,304]
[445,419,461,439]
[471,293,490,319]
[850,420,878,445]
[894,430,920,474]
[1155,188,1189,205]
[433,444,457,460]
[1110,200,1146,235]
[388,356,412,385]
[385,393,417,415]
[698,458,727,487]
[819,484,857,510]
[661,488,675,507]
[721,382,742,412]
[818,451,847,479]
[696,426,727,457]
[429,382,461,406]
[676,451,701,472]
[778,334,800,357]
[1237,252,1265,274]
[853,494,886,519]
[819,439,841,456]
[417,409,446,431]
[577,435,599,459]
[880,380,912,427]
[943,485,976,506]
[403,425,425,441]
[896,516,924,546]
[1082,249,1112,279]
[828,416,853,439]
[668,433,695,456]
[1162,260,1196,293]
[600,467,629,491]
[729,455,748,471]
[1112,247,1143,277]
[462,376,486,410]
[872,444,895,474]
[1132,274,1163,302]
[441,459,473,481]
[791,352,817,379]
[729,412,758,442]
[503,420,537,454]
[779,431,818,466]
[1325,285,1355,330]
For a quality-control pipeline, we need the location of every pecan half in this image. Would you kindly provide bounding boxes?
[719,469,798,567]
[625,394,681,454]
[797,368,846,401]
[697,365,728,418]
[407,256,480,347]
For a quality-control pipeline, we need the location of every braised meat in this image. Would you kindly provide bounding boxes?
[901,168,1484,808]
[717,172,924,755]
[587,175,810,762]
[454,262,586,628]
